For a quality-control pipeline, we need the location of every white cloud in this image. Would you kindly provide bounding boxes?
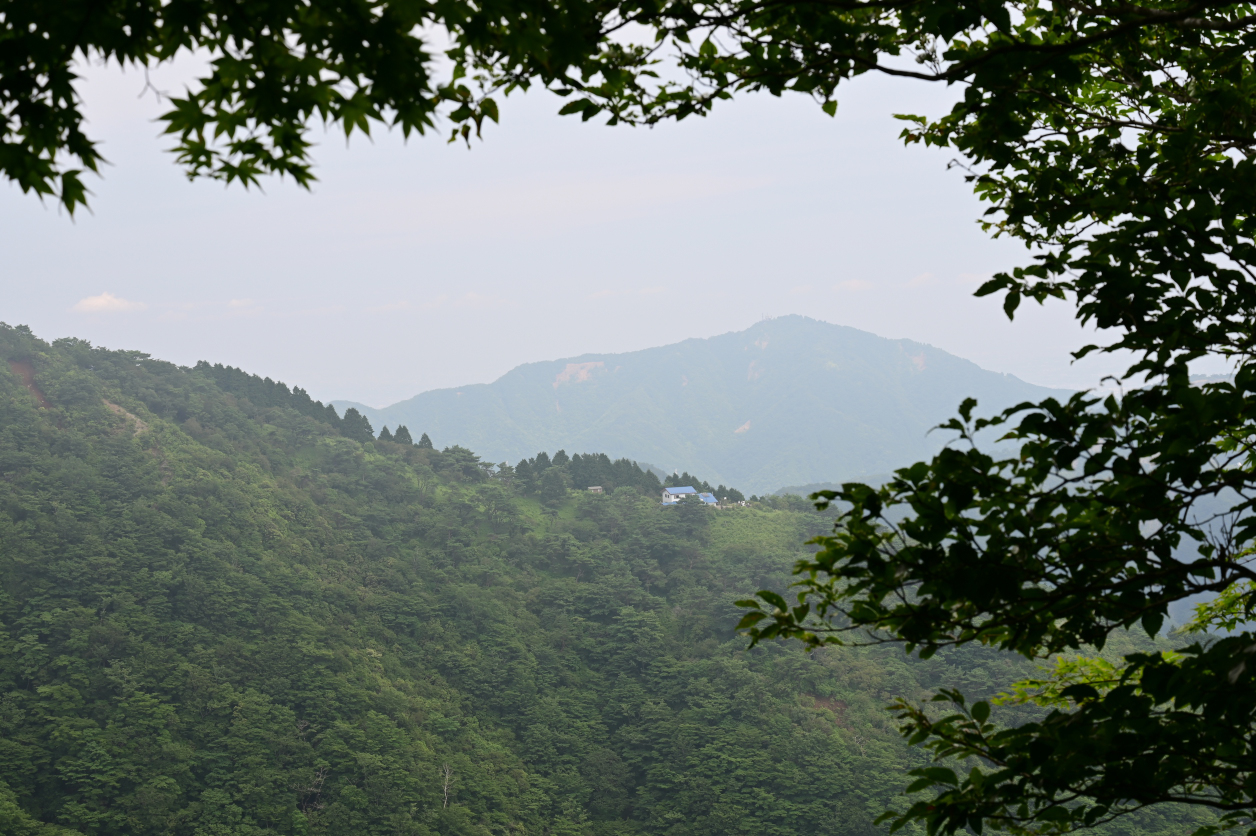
[834,279,872,292]
[72,292,146,313]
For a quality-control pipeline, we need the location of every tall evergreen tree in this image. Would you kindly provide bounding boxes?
[340,407,374,444]
[417,432,433,449]
[515,459,536,493]
[378,426,394,442]
[393,425,414,445]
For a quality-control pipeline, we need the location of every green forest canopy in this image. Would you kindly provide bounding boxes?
[0,323,1211,836]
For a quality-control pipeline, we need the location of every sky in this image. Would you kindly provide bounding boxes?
[1,53,1202,407]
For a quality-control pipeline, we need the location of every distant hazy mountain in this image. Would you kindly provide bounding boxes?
[336,316,1070,494]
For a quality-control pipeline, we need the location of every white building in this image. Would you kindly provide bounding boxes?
[661,486,697,504]
[662,487,720,506]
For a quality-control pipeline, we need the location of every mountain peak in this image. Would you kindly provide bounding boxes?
[338,318,1064,493]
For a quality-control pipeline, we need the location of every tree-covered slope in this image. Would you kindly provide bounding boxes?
[335,317,1066,494]
[0,324,1204,836]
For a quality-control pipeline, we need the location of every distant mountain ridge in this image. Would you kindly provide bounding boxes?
[336,316,1070,494]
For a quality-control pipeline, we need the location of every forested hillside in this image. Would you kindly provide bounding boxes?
[0,325,1207,836]
[335,317,1067,494]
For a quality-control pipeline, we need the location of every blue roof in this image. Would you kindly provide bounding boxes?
[664,486,697,495]
[698,493,718,504]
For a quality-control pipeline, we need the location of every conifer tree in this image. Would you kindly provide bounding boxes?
[417,432,433,449]
[378,426,394,442]
[393,425,414,445]
[340,408,374,444]
[514,459,536,493]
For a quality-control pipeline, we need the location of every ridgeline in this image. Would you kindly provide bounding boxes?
[335,317,1068,494]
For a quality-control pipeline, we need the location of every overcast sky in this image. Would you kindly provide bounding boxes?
[1,55,1202,407]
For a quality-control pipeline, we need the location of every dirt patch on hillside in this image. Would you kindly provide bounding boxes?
[104,400,149,436]
[553,361,605,388]
[8,360,50,408]
[811,695,850,727]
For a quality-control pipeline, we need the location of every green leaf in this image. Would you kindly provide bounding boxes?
[1002,291,1021,319]
[758,590,788,611]
[1058,684,1101,702]
[481,98,500,124]
[735,611,767,629]
[917,767,958,786]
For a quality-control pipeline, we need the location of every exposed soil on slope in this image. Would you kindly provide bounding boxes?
[811,695,851,728]
[103,400,149,435]
[8,359,50,408]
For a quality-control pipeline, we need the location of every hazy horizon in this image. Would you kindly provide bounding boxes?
[332,315,1059,412]
[3,55,1229,406]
